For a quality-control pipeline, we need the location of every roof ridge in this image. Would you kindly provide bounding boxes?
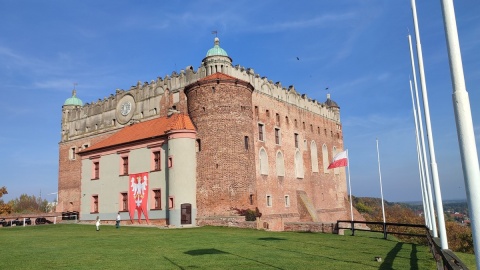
[80,114,195,153]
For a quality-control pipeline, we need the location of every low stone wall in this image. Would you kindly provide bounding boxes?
[197,216,257,229]
[284,222,336,233]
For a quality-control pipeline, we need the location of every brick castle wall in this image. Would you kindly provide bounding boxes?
[252,91,347,222]
[186,78,256,217]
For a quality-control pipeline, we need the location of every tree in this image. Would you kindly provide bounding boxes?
[11,194,50,213]
[446,221,473,254]
[0,186,13,215]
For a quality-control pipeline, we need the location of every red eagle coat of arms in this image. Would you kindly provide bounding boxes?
[128,172,150,223]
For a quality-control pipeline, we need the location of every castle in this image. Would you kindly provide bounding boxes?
[58,37,351,230]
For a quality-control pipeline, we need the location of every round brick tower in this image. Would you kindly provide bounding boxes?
[185,72,256,217]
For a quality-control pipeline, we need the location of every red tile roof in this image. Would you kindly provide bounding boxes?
[81,114,195,153]
[199,72,240,82]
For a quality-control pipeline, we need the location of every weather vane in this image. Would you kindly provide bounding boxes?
[73,82,78,90]
[211,30,218,37]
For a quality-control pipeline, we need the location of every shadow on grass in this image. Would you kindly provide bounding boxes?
[251,241,377,269]
[184,248,284,269]
[163,256,186,270]
[410,244,419,270]
[257,237,287,241]
[379,242,403,270]
[185,248,228,256]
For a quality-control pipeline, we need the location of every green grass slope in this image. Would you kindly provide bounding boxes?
[0,224,436,269]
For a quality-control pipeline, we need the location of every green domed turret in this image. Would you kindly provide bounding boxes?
[64,90,83,106]
[206,37,229,57]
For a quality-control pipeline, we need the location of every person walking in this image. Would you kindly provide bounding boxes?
[116,212,121,229]
[95,216,100,231]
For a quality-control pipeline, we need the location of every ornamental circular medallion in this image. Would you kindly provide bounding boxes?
[116,94,136,125]
[120,101,131,116]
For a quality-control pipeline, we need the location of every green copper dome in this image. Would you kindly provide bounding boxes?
[206,37,228,57]
[64,90,83,106]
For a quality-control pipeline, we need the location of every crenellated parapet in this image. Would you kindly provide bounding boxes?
[61,38,340,143]
[228,65,340,122]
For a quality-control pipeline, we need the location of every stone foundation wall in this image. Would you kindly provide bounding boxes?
[197,216,257,229]
[284,222,336,233]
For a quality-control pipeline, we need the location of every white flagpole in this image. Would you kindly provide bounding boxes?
[346,150,354,222]
[408,33,436,232]
[440,0,480,264]
[411,0,448,249]
[409,79,429,228]
[376,139,386,225]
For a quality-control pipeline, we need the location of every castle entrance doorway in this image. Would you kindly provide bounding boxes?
[181,203,191,224]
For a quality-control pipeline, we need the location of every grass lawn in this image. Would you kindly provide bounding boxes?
[455,252,477,270]
[0,224,437,269]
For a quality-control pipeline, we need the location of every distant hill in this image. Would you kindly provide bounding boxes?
[399,199,467,205]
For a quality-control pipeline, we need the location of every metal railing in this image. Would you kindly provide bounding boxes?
[336,220,469,270]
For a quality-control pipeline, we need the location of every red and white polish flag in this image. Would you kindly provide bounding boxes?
[328,150,348,169]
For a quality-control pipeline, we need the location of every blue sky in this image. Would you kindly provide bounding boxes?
[0,1,478,203]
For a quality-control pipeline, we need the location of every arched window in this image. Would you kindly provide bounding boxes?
[322,144,329,173]
[259,148,269,175]
[295,149,304,178]
[311,141,319,173]
[276,151,285,177]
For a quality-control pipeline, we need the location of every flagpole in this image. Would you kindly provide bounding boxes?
[346,150,353,223]
[409,79,430,228]
[408,33,436,233]
[376,139,386,227]
[411,0,448,249]
[440,0,480,264]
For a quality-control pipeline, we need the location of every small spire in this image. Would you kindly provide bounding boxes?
[72,82,78,97]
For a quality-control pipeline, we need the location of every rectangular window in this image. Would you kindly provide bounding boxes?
[266,109,270,117]
[254,106,259,118]
[71,147,76,160]
[285,195,290,207]
[244,136,249,150]
[153,151,161,171]
[275,128,280,145]
[121,192,128,211]
[122,156,129,175]
[169,196,174,209]
[303,122,306,130]
[294,133,299,148]
[249,194,254,205]
[258,123,264,141]
[276,113,280,125]
[153,189,161,209]
[93,162,100,179]
[92,195,99,213]
[168,156,173,168]
[266,195,272,207]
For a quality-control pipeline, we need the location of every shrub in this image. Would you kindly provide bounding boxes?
[233,207,262,221]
